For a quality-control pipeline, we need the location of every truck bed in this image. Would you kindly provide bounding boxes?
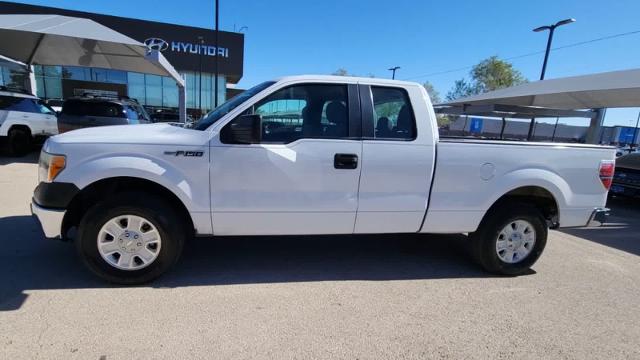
[421,139,615,233]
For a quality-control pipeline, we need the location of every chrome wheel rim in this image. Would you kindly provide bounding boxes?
[97,215,162,271]
[495,219,536,264]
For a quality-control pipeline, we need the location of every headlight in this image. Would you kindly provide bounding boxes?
[38,151,66,183]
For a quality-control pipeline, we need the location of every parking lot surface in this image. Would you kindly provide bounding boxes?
[1,152,639,359]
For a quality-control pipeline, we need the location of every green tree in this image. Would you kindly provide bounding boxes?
[445,79,474,101]
[446,56,527,100]
[332,68,349,76]
[471,56,527,93]
[422,81,441,104]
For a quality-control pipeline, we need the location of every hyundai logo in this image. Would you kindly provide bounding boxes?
[144,38,169,52]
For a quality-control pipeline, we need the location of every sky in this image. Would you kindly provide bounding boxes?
[10,0,640,126]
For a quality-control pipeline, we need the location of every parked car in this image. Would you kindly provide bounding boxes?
[148,107,195,124]
[31,75,615,284]
[57,95,151,133]
[44,98,64,113]
[610,153,640,197]
[615,146,639,157]
[0,86,58,155]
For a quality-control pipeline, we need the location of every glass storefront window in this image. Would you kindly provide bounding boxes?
[107,70,127,84]
[127,72,146,105]
[145,74,162,106]
[183,72,197,109]
[5,64,226,112]
[92,68,108,82]
[182,71,226,113]
[62,66,91,81]
[43,65,62,78]
[162,77,179,108]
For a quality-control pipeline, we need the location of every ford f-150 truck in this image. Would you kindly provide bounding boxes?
[31,75,615,284]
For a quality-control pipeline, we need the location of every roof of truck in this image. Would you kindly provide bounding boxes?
[274,75,420,87]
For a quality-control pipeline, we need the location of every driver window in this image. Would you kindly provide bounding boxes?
[241,84,349,143]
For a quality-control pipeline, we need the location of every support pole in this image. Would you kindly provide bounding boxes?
[178,81,187,123]
[27,65,37,96]
[631,111,640,151]
[585,108,606,144]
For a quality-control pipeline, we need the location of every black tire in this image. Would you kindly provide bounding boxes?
[7,127,31,156]
[76,193,186,284]
[471,202,547,275]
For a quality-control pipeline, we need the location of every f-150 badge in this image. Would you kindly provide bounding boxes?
[164,150,204,157]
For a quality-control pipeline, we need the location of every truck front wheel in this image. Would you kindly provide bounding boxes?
[471,203,547,275]
[76,194,185,284]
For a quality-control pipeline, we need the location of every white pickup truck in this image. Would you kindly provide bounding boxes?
[31,75,615,284]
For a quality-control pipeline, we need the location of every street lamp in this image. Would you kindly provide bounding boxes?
[388,66,400,80]
[214,0,220,108]
[527,18,575,141]
[533,18,576,80]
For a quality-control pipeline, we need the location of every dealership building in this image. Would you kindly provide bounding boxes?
[0,1,244,117]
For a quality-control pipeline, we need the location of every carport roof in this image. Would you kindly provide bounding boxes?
[0,14,183,86]
[440,68,640,109]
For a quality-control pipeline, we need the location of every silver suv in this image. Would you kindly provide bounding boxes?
[0,86,58,155]
[57,95,151,133]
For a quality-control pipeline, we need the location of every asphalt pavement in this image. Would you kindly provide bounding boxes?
[1,152,639,359]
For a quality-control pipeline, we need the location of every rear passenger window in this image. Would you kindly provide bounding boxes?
[371,87,416,140]
[61,100,86,115]
[90,103,124,118]
[0,96,40,113]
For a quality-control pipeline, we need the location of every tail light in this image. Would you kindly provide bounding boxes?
[599,160,615,190]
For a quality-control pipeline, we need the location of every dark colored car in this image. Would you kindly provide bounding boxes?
[610,153,640,197]
[57,96,151,133]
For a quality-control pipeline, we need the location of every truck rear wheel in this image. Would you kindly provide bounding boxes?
[7,127,31,156]
[471,203,547,275]
[76,194,185,284]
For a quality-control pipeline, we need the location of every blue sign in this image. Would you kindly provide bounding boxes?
[469,118,484,134]
[619,127,637,144]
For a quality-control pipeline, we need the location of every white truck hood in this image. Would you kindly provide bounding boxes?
[48,123,209,146]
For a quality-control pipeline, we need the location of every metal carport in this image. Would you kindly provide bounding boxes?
[438,68,640,143]
[0,14,188,122]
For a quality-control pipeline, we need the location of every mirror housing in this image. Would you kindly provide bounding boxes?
[221,114,262,144]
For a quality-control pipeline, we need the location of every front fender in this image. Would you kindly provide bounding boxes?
[54,154,208,214]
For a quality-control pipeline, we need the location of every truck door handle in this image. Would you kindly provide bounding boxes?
[334,153,358,169]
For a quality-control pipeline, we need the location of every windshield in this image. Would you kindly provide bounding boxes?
[194,81,276,130]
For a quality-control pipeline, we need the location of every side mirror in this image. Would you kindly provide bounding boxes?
[221,114,262,144]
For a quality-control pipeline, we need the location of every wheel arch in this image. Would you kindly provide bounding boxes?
[8,124,32,136]
[481,185,560,229]
[62,176,195,240]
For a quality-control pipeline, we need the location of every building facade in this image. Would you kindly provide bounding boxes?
[0,1,244,117]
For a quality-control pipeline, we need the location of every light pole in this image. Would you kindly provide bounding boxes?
[551,117,560,142]
[197,36,204,116]
[533,18,576,80]
[214,0,220,108]
[527,18,575,140]
[388,66,400,80]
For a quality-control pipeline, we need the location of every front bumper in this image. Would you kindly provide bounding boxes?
[31,201,66,239]
[586,207,609,227]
